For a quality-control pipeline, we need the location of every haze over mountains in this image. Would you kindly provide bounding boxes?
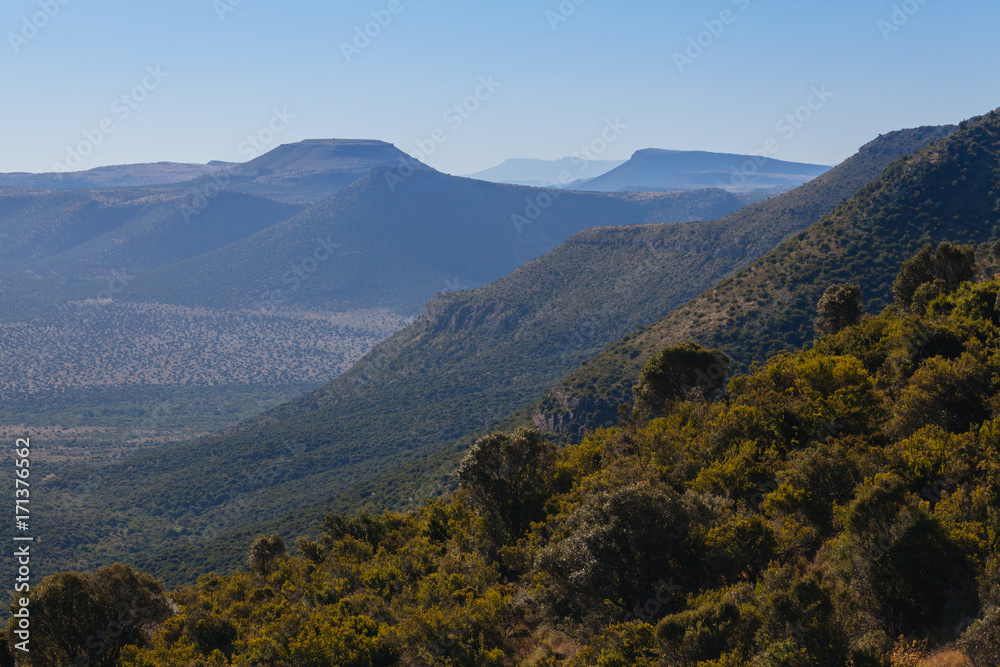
[569,148,831,193]
[0,139,425,282]
[465,157,625,187]
[28,122,957,584]
[0,161,236,190]
[126,170,747,314]
[0,139,748,454]
[465,149,832,193]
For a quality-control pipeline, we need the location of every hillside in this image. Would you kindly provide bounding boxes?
[25,124,953,585]
[0,187,185,266]
[0,161,234,189]
[125,171,747,314]
[571,148,831,192]
[0,186,304,326]
[29,191,303,280]
[0,139,427,282]
[16,269,1000,666]
[537,110,1000,438]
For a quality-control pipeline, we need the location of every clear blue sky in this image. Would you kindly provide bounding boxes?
[3,0,998,175]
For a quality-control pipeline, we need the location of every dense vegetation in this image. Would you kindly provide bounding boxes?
[0,303,406,398]
[537,111,1000,437]
[11,252,1000,665]
[23,125,947,587]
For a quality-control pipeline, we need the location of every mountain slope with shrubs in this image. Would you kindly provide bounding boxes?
[11,249,1000,666]
[535,109,1000,438]
[27,125,953,586]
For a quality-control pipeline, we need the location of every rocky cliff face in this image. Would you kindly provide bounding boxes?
[532,385,618,436]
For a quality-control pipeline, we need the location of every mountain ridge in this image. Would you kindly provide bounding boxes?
[123,169,748,314]
[0,161,237,190]
[570,147,831,192]
[534,111,999,438]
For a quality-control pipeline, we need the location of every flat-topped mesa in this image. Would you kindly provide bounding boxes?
[208,139,433,204]
[234,139,416,177]
[573,147,832,193]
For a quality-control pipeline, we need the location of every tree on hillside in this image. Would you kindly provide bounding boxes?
[248,533,287,576]
[893,242,978,311]
[457,427,556,544]
[5,563,173,667]
[536,482,694,625]
[633,342,730,417]
[814,284,863,338]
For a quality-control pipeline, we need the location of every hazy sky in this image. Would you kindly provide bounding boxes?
[3,0,998,175]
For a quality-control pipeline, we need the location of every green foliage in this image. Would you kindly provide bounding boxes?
[959,608,1000,667]
[886,351,992,438]
[4,563,173,667]
[537,482,695,626]
[16,271,1000,664]
[247,533,286,577]
[567,622,659,666]
[457,427,557,544]
[632,343,730,416]
[29,123,948,587]
[894,241,979,311]
[814,283,862,337]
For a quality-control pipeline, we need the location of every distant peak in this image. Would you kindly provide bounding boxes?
[631,148,683,157]
[280,138,395,148]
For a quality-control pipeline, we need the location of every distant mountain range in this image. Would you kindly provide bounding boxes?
[0,140,425,279]
[125,172,747,315]
[465,157,626,187]
[568,148,831,192]
[0,161,235,189]
[29,122,955,584]
[0,139,747,427]
[465,150,831,193]
[2,141,746,313]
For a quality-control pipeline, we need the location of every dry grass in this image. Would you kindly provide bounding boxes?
[920,649,971,667]
[891,640,972,667]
